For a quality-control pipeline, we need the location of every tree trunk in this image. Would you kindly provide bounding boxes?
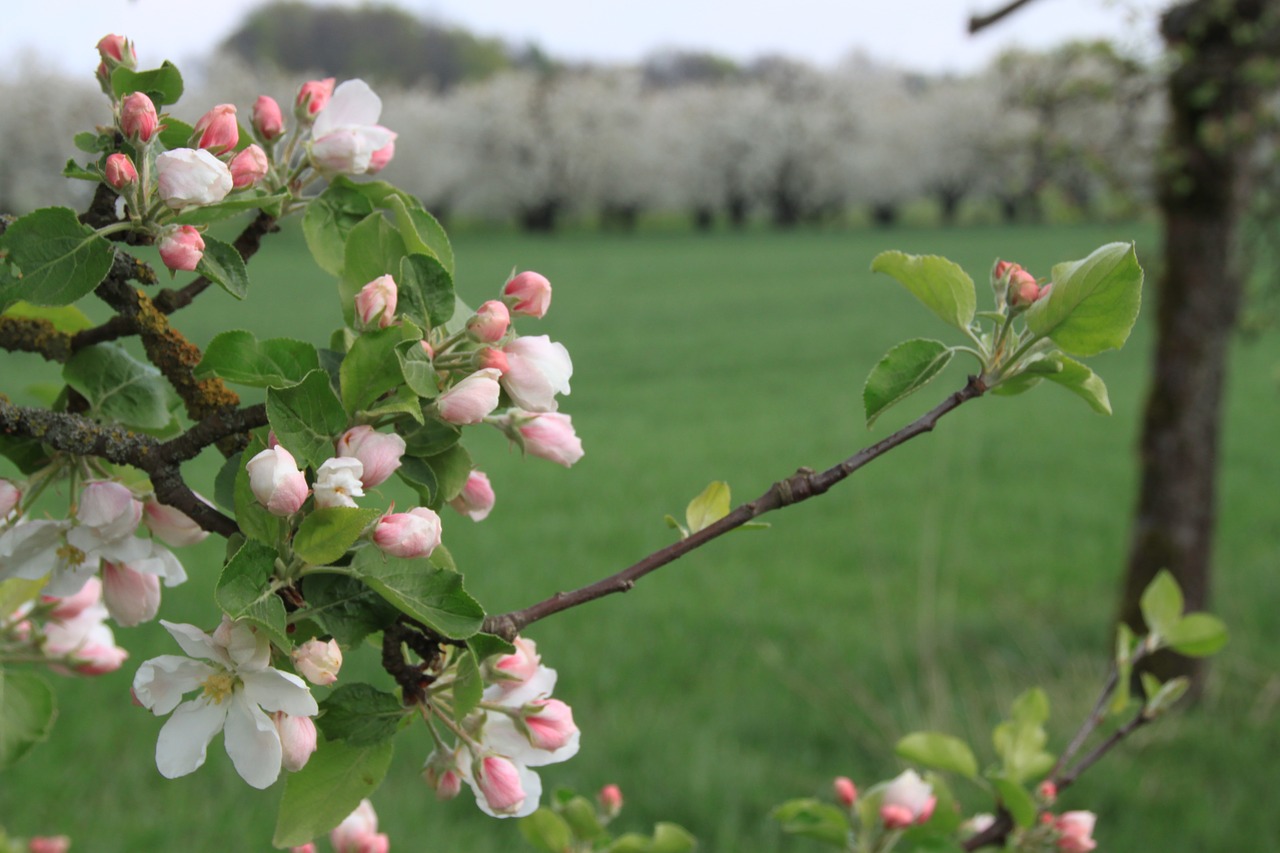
[1119,0,1277,689]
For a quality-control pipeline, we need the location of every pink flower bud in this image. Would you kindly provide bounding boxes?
[120,92,159,143]
[336,426,406,488]
[355,275,397,329]
[834,776,857,807]
[367,137,396,174]
[253,95,286,142]
[296,77,336,120]
[448,470,495,522]
[45,577,103,621]
[289,846,317,853]
[372,507,442,559]
[273,711,318,772]
[191,103,239,156]
[143,499,209,547]
[474,754,526,815]
[436,368,502,425]
[501,336,572,412]
[157,225,205,272]
[423,750,463,801]
[104,153,137,189]
[598,784,623,817]
[246,446,310,516]
[420,340,435,358]
[478,348,508,374]
[313,457,365,509]
[1009,269,1043,306]
[330,799,389,853]
[291,638,343,686]
[490,637,540,688]
[880,770,934,828]
[515,412,584,467]
[467,300,510,343]
[97,34,136,69]
[503,271,551,318]
[880,804,915,829]
[27,836,71,853]
[155,148,234,210]
[521,698,578,751]
[229,144,269,189]
[1038,780,1058,803]
[1055,811,1097,852]
[77,480,142,539]
[101,561,161,626]
[0,478,21,516]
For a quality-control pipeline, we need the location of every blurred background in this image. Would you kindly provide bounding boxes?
[1,1,1278,851]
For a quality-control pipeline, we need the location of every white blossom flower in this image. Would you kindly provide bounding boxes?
[133,618,318,789]
[314,457,365,509]
[310,80,396,175]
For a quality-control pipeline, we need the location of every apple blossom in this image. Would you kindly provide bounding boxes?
[503,271,552,318]
[599,783,623,818]
[834,776,857,807]
[132,618,318,789]
[1038,780,1058,803]
[157,225,205,272]
[104,153,137,189]
[519,698,578,751]
[501,336,573,412]
[41,578,128,676]
[336,426,406,488]
[467,300,511,343]
[101,560,161,626]
[289,846,317,853]
[309,79,396,175]
[246,446,310,516]
[155,148,234,210]
[330,799,389,853]
[437,368,503,425]
[354,274,398,328]
[253,95,285,142]
[291,638,343,686]
[424,750,463,800]
[273,711,318,772]
[191,103,239,156]
[44,577,102,621]
[229,144,269,189]
[471,753,527,815]
[295,77,335,120]
[0,478,20,516]
[97,33,136,70]
[143,499,209,548]
[314,457,366,509]
[1055,811,1098,852]
[120,92,159,142]
[26,836,71,853]
[487,636,540,690]
[449,470,495,521]
[367,138,396,174]
[880,769,936,828]
[478,347,509,374]
[372,507,442,559]
[512,411,585,467]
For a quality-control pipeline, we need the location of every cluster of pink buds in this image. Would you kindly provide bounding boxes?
[30,578,128,676]
[995,259,1050,308]
[1050,810,1098,852]
[325,799,390,853]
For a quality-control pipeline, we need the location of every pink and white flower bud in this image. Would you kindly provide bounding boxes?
[229,144,269,189]
[104,153,137,189]
[424,750,463,801]
[598,784,623,818]
[367,137,396,174]
[289,846,317,853]
[296,78,336,121]
[521,699,578,751]
[0,479,20,517]
[273,711,318,772]
[157,225,206,272]
[503,271,552,318]
[372,508,442,559]
[156,148,234,210]
[246,446,310,516]
[336,426,406,489]
[330,799,389,853]
[501,335,572,412]
[253,95,286,142]
[489,637,540,688]
[467,300,511,343]
[314,457,366,509]
[309,81,395,175]
[880,770,935,828]
[515,412,584,467]
[478,347,508,374]
[355,275,398,329]
[45,577,104,621]
[834,776,857,807]
[191,104,240,156]
[97,33,136,70]
[1055,811,1097,852]
[436,368,502,425]
[420,340,435,359]
[473,754,526,815]
[1038,780,1058,803]
[143,499,209,547]
[26,836,71,853]
[291,638,343,686]
[120,92,159,143]
[448,470,495,522]
[101,561,161,626]
[77,480,142,539]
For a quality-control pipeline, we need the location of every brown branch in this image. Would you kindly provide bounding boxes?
[0,317,73,362]
[963,810,1014,851]
[1055,710,1150,792]
[482,376,987,640]
[968,0,1043,34]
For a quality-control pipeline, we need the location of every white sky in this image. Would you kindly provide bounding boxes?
[4,0,1163,79]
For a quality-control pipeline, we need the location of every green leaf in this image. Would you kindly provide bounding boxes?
[895,732,979,779]
[293,508,383,566]
[607,834,653,853]
[1164,613,1228,657]
[110,62,184,106]
[920,771,963,835]
[994,689,1054,784]
[425,444,474,506]
[400,419,460,456]
[396,456,438,505]
[388,195,455,276]
[468,632,516,663]
[267,369,348,469]
[340,323,420,415]
[316,684,407,746]
[685,481,730,534]
[863,339,954,427]
[214,452,240,512]
[1139,569,1184,638]
[870,251,976,331]
[195,330,320,388]
[195,235,250,300]
[304,182,376,277]
[362,384,424,424]
[63,343,174,429]
[399,253,456,331]
[1025,242,1143,356]
[451,651,483,722]
[215,539,290,648]
[0,207,114,309]
[520,808,575,853]
[1143,675,1190,717]
[394,338,439,398]
[1011,688,1050,726]
[340,214,406,323]
[273,737,394,848]
[771,798,849,847]
[560,794,606,841]
[350,549,484,639]
[2,301,93,332]
[301,574,398,647]
[156,118,195,153]
[175,193,291,226]
[1111,624,1135,715]
[991,776,1037,828]
[1039,355,1112,414]
[650,823,697,853]
[0,670,57,769]
[0,435,52,476]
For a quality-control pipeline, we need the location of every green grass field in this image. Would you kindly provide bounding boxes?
[3,220,1278,851]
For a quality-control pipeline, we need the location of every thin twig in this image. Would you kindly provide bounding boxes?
[968,0,1044,34]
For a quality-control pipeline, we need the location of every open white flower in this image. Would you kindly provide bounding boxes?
[133,617,318,789]
[309,79,396,175]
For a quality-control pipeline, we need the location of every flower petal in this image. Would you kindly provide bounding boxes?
[0,520,66,581]
[133,655,214,715]
[241,668,318,717]
[155,697,227,779]
[314,79,381,135]
[224,692,283,789]
[481,713,579,768]
[160,620,223,663]
[224,620,271,670]
[468,758,543,819]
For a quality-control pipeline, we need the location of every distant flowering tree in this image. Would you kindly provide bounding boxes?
[0,34,1225,853]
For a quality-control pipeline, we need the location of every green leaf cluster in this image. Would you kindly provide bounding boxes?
[522,788,697,853]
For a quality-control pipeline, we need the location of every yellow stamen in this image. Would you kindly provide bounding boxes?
[201,671,238,704]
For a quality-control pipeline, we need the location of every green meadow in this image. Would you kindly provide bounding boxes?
[3,220,1278,851]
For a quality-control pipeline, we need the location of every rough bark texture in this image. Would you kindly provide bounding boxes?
[1120,0,1279,687]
